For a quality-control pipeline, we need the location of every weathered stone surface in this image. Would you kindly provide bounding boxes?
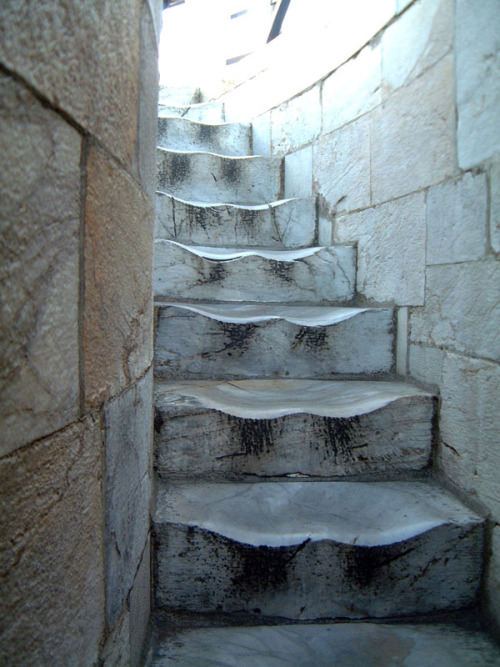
[129,538,151,667]
[322,43,381,134]
[158,85,201,106]
[157,149,283,204]
[0,0,141,167]
[0,73,80,456]
[154,242,355,303]
[83,144,153,407]
[101,608,131,667]
[104,369,153,626]
[382,0,453,92]
[157,117,251,156]
[271,85,321,154]
[154,304,394,379]
[155,379,434,478]
[158,100,225,122]
[154,480,483,619]
[284,145,312,198]
[409,343,444,387]
[252,111,271,156]
[371,55,455,203]
[313,115,371,215]
[456,0,500,169]
[426,172,487,265]
[409,261,500,360]
[149,622,500,666]
[490,161,500,254]
[488,527,500,627]
[0,417,104,665]
[155,194,316,247]
[336,192,426,306]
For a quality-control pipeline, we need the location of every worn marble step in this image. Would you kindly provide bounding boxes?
[156,149,283,204]
[153,480,484,620]
[154,241,355,302]
[154,303,395,379]
[155,194,316,248]
[154,379,435,478]
[147,622,500,666]
[157,117,251,156]
[158,85,202,106]
[158,100,225,123]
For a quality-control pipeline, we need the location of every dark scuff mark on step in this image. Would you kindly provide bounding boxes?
[154,408,164,434]
[206,263,226,283]
[198,123,217,144]
[292,327,329,350]
[344,542,416,587]
[227,416,275,457]
[168,152,191,185]
[268,260,294,283]
[222,158,241,184]
[218,322,258,356]
[313,416,361,461]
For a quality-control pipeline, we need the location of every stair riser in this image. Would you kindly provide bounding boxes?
[157,118,251,156]
[158,102,225,122]
[155,194,316,248]
[154,244,356,302]
[154,396,436,478]
[154,308,395,379]
[154,522,483,620]
[157,149,283,204]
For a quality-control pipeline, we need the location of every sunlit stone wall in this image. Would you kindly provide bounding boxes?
[0,1,161,663]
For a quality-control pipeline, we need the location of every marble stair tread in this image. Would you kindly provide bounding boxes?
[153,480,484,619]
[154,379,435,477]
[156,148,283,204]
[154,303,394,379]
[158,85,202,106]
[154,241,355,302]
[157,116,251,156]
[158,100,225,122]
[147,622,500,666]
[155,193,316,247]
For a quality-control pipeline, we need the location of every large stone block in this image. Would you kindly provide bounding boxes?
[0,73,80,456]
[426,172,488,265]
[0,416,104,665]
[322,43,381,134]
[336,192,426,306]
[408,343,444,387]
[252,111,271,156]
[382,0,453,92]
[313,115,370,215]
[409,261,500,360]
[490,161,500,254]
[284,146,312,198]
[83,144,153,407]
[0,0,141,168]
[456,0,500,169]
[129,538,151,667]
[271,85,321,155]
[104,369,153,627]
[371,55,455,203]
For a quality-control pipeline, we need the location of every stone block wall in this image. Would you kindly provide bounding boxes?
[0,0,161,663]
[223,0,500,635]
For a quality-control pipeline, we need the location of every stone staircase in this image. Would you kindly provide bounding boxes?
[145,91,500,664]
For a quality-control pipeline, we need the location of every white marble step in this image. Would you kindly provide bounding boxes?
[158,85,202,106]
[158,100,225,123]
[153,480,484,620]
[154,379,435,477]
[154,303,394,379]
[157,117,251,156]
[147,623,500,666]
[154,241,355,302]
[156,149,283,204]
[155,194,316,248]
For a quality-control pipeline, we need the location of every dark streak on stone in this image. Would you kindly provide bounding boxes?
[154,408,164,434]
[344,542,416,587]
[222,158,241,184]
[312,416,361,462]
[227,415,276,457]
[168,152,191,186]
[292,327,329,350]
[268,260,294,284]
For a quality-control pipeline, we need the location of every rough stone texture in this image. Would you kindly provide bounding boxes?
[0,73,80,456]
[284,146,312,199]
[271,85,321,155]
[313,115,371,215]
[83,144,153,407]
[456,0,500,169]
[154,305,394,379]
[488,527,500,629]
[409,261,500,360]
[382,0,453,92]
[322,43,381,134]
[336,192,426,306]
[101,608,131,667]
[154,242,356,303]
[0,0,141,168]
[490,161,500,254]
[0,417,104,665]
[154,481,483,619]
[155,380,434,478]
[157,117,251,156]
[158,100,225,122]
[157,149,283,204]
[371,55,455,204]
[104,369,153,627]
[409,344,445,387]
[155,194,316,248]
[426,172,488,265]
[252,111,271,156]
[129,538,151,667]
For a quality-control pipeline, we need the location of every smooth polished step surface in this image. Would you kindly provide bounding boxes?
[154,379,435,477]
[154,241,355,302]
[153,480,483,620]
[157,117,251,156]
[157,149,283,204]
[158,100,225,122]
[147,623,500,666]
[155,194,316,248]
[154,303,394,379]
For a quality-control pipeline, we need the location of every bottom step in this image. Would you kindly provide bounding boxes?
[146,622,500,666]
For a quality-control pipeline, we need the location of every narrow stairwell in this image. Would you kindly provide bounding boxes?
[144,89,500,665]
